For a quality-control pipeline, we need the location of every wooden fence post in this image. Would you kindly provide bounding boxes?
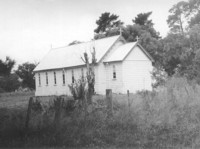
[106,89,113,117]
[25,97,33,131]
[54,96,63,129]
[127,90,131,116]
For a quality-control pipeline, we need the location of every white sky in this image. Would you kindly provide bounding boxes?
[0,0,182,66]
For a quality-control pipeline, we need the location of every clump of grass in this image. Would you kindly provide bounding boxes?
[0,107,27,147]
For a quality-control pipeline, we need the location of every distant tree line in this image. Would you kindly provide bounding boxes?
[0,57,37,92]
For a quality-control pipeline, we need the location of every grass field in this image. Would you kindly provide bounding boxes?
[0,91,135,109]
[0,91,34,108]
[1,77,200,148]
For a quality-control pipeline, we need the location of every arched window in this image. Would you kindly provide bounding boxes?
[54,71,57,85]
[72,70,75,83]
[81,68,84,79]
[38,73,41,86]
[62,70,65,85]
[45,72,48,85]
[113,65,116,79]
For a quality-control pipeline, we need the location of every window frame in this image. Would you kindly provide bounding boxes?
[62,70,65,85]
[38,73,41,86]
[72,70,75,83]
[81,68,84,79]
[113,65,116,79]
[54,71,57,85]
[45,72,48,85]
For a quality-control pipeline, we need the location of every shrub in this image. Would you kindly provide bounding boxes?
[128,77,200,148]
[0,74,21,92]
[68,77,86,102]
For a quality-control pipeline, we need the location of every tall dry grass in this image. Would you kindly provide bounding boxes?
[1,77,200,148]
[113,77,200,148]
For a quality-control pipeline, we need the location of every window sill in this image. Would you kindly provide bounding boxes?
[62,84,66,86]
[112,78,117,81]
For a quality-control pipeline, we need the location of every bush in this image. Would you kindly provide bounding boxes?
[128,77,200,148]
[68,77,86,101]
[0,74,21,92]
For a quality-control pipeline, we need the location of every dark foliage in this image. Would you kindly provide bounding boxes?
[0,56,15,76]
[133,11,153,27]
[68,40,82,46]
[16,62,37,89]
[94,12,123,36]
[0,73,21,92]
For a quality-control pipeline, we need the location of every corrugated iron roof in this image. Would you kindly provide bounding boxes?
[104,42,154,63]
[34,35,120,72]
[104,42,137,62]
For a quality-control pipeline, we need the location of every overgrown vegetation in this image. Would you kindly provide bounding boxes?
[1,77,200,148]
[69,50,96,110]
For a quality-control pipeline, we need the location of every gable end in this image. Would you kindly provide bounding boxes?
[123,43,154,62]
[98,36,126,63]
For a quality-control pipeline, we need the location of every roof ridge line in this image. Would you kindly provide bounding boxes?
[51,35,120,50]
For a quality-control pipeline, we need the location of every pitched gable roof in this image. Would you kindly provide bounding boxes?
[104,42,154,63]
[104,42,137,62]
[34,35,120,72]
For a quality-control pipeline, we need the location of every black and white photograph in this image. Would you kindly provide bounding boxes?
[0,0,200,148]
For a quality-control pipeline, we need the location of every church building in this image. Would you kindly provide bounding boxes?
[33,35,154,96]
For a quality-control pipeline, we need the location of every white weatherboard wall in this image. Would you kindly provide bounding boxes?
[35,67,88,96]
[35,45,153,96]
[105,62,123,93]
[122,46,153,93]
[95,39,125,95]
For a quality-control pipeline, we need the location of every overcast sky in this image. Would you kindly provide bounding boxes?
[0,0,182,66]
